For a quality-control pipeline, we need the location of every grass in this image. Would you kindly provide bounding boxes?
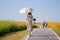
[0,30,28,40]
[0,20,37,40]
[52,28,60,36]
[0,21,60,40]
[47,22,60,37]
[0,21,27,35]
[0,21,37,35]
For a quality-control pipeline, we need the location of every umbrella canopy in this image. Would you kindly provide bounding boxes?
[19,8,33,14]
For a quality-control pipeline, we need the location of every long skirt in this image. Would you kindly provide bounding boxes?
[27,21,32,31]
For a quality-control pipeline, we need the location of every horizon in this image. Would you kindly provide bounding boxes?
[0,20,60,23]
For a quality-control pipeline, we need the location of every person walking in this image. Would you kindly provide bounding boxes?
[45,22,48,27]
[26,12,33,33]
[43,21,45,28]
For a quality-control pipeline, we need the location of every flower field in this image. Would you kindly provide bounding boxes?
[47,22,60,36]
[0,21,37,36]
[0,21,27,36]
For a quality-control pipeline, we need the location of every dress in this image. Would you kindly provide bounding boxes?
[26,15,33,31]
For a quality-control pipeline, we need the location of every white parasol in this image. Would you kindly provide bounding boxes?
[19,8,33,14]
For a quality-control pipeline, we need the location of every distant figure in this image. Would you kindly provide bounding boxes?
[45,22,48,27]
[43,21,45,28]
[33,18,36,25]
[43,21,48,28]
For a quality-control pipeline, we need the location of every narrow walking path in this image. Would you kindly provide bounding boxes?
[26,27,59,40]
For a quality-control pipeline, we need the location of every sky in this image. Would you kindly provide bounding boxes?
[0,0,60,22]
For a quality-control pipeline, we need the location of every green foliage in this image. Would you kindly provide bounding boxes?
[51,26,60,36]
[0,21,27,36]
[33,25,37,28]
[0,21,37,36]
